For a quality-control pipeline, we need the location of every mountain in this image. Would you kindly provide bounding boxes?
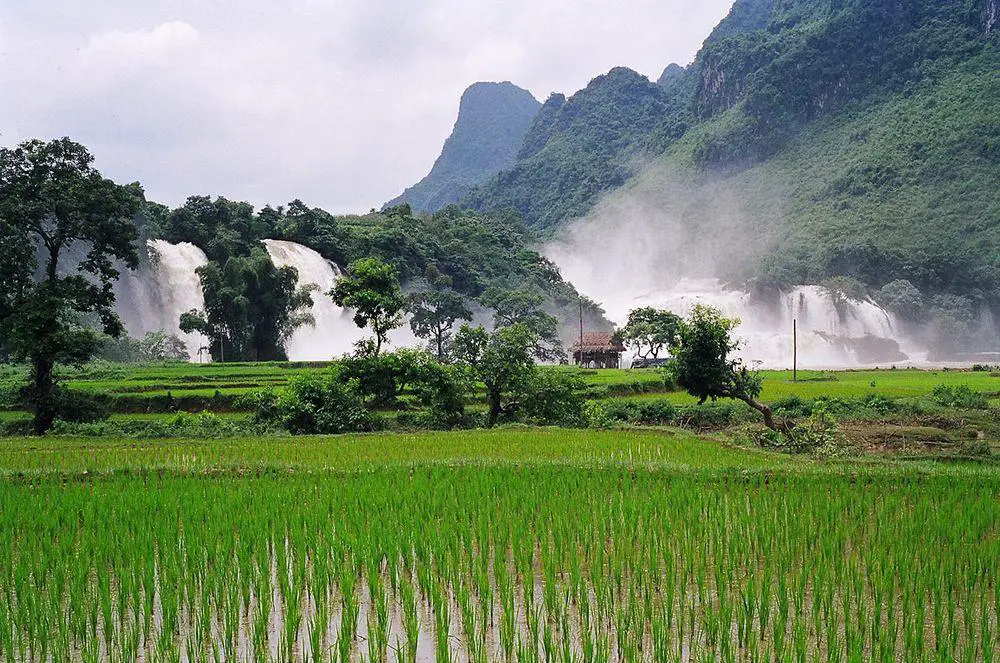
[384,82,540,213]
[461,67,678,233]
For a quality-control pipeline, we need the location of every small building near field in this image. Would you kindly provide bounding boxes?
[571,332,625,369]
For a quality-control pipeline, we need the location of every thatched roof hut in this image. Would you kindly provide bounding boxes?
[571,332,624,369]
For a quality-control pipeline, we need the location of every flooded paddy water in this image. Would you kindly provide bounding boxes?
[2,463,998,661]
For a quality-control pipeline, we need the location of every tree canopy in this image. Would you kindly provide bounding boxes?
[618,307,682,360]
[330,257,406,356]
[453,323,538,427]
[0,138,141,432]
[669,304,780,431]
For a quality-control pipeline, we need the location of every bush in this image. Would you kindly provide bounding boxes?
[50,412,253,438]
[674,403,752,430]
[584,399,678,428]
[771,395,814,418]
[266,371,378,435]
[931,384,990,410]
[50,388,110,424]
[522,371,586,427]
[738,422,784,448]
[411,362,469,429]
[339,348,435,407]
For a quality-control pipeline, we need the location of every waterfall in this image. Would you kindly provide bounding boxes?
[262,239,365,360]
[115,240,210,360]
[146,240,210,358]
[628,279,913,368]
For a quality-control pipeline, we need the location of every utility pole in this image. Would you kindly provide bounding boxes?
[793,318,798,383]
[578,299,585,367]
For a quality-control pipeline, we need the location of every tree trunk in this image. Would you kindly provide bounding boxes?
[486,387,502,428]
[31,355,57,435]
[739,395,779,432]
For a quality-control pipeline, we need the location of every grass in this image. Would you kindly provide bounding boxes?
[0,427,997,661]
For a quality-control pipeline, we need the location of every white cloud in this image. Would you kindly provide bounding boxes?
[80,21,199,63]
[0,1,735,212]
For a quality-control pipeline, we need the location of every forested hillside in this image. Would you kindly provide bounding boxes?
[384,82,540,213]
[394,0,999,338]
[156,197,609,360]
[461,68,679,232]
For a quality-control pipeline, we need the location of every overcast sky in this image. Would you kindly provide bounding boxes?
[0,1,734,214]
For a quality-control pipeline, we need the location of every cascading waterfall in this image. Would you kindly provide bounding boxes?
[630,279,912,368]
[115,240,210,360]
[262,239,365,360]
[148,240,210,358]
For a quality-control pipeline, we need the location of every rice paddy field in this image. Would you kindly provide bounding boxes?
[2,425,999,662]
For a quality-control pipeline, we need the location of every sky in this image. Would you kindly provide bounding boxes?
[0,0,735,214]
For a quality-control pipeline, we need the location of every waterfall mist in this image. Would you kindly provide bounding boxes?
[116,240,210,359]
[546,163,924,368]
[262,239,364,360]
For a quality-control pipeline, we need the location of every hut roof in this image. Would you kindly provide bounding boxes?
[571,332,624,353]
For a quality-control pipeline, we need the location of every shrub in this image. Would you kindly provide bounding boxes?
[50,412,253,438]
[931,384,990,410]
[50,388,110,424]
[674,403,751,430]
[522,371,586,427]
[338,349,430,407]
[771,395,814,418]
[412,362,469,430]
[738,422,784,448]
[269,371,377,435]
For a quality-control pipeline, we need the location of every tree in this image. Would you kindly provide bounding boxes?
[409,281,473,361]
[453,323,537,427]
[0,138,141,433]
[330,257,406,356]
[180,249,313,361]
[480,287,564,361]
[668,304,781,431]
[618,307,682,360]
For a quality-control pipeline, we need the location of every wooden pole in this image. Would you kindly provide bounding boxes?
[793,318,798,383]
[579,299,584,367]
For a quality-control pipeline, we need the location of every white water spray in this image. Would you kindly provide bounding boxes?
[629,279,911,368]
[116,240,210,360]
[262,240,365,360]
[145,240,210,358]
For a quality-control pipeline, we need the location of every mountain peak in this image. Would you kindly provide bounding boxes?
[384,82,540,213]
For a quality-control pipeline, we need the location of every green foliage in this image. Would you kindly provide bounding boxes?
[669,305,754,403]
[454,323,538,427]
[618,307,682,360]
[0,138,141,433]
[408,280,472,361]
[586,399,678,428]
[263,371,378,435]
[181,248,313,362]
[669,305,779,430]
[931,383,990,409]
[463,68,676,232]
[480,288,565,361]
[95,331,188,363]
[330,257,405,356]
[338,347,435,408]
[521,370,586,427]
[876,279,924,319]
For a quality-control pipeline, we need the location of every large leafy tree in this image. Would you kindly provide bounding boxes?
[330,257,406,356]
[619,307,682,360]
[668,304,781,431]
[480,287,564,361]
[0,138,141,433]
[408,275,473,362]
[453,323,537,427]
[181,248,313,361]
